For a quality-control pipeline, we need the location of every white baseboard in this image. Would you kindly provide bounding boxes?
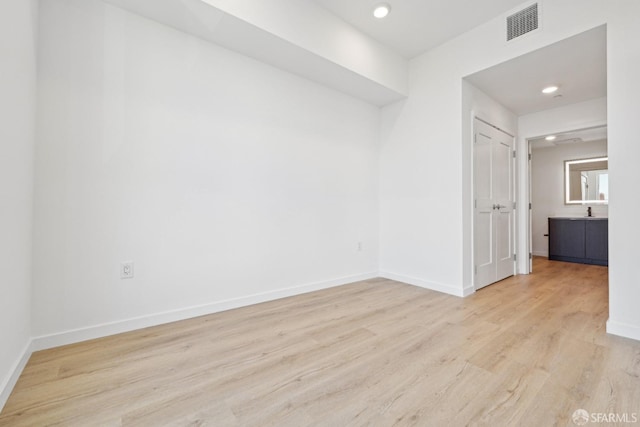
[379,271,467,297]
[532,250,548,257]
[0,340,33,413]
[606,319,640,342]
[462,285,476,297]
[32,272,378,352]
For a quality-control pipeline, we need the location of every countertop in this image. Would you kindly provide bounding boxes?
[550,216,608,220]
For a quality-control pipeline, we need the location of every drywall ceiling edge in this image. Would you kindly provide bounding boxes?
[101,0,408,106]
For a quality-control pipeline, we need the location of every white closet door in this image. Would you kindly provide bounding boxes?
[474,119,515,290]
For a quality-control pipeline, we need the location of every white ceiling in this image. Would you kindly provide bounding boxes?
[311,1,606,116]
[465,25,607,116]
[311,0,529,58]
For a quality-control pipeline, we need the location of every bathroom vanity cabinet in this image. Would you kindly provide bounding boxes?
[548,217,608,266]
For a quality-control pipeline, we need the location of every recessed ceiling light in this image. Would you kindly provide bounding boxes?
[545,135,557,141]
[542,86,559,94]
[373,3,391,18]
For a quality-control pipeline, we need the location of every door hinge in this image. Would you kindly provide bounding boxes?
[513,150,516,158]
[474,265,478,275]
[529,252,533,260]
[513,202,516,210]
[474,134,477,144]
[513,254,517,261]
[529,202,532,210]
[528,153,532,161]
[474,199,477,209]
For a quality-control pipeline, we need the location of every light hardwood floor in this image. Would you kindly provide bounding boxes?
[1,258,639,426]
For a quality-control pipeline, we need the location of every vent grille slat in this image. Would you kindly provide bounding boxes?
[507,3,538,41]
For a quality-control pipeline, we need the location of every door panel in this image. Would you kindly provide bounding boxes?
[475,134,492,200]
[476,212,493,267]
[474,119,515,290]
[494,142,511,201]
[496,206,513,280]
[497,212,511,260]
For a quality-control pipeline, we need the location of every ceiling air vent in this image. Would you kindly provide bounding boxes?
[507,3,539,41]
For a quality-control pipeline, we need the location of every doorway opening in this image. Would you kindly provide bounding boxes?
[526,125,608,272]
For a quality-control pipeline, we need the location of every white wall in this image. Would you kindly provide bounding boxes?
[379,0,640,340]
[606,1,640,341]
[32,0,380,344]
[379,79,517,296]
[531,140,608,257]
[0,0,37,409]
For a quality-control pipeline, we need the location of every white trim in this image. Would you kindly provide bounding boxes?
[32,272,377,352]
[606,319,640,342]
[469,109,477,294]
[379,271,468,297]
[474,116,516,138]
[462,285,476,297]
[532,250,548,257]
[0,340,33,412]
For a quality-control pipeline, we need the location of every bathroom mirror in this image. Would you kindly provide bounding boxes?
[565,157,608,204]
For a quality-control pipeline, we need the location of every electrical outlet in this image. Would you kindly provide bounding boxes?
[120,262,134,279]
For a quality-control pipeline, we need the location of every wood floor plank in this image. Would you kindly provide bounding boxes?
[1,258,639,426]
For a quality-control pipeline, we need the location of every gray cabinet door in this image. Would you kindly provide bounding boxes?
[586,220,608,262]
[549,219,585,259]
